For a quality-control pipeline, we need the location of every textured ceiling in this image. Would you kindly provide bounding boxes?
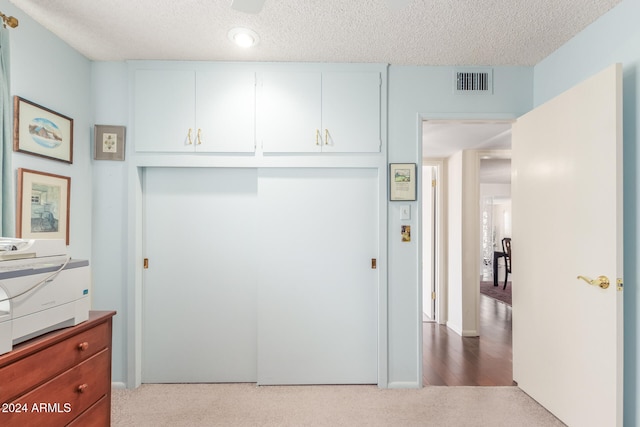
[8,0,621,65]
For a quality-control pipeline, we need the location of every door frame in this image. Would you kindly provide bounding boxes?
[418,113,516,387]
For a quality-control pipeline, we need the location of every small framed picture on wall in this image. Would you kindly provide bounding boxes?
[389,163,417,201]
[94,125,126,161]
[17,168,71,245]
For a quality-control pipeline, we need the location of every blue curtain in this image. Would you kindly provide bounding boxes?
[0,25,14,237]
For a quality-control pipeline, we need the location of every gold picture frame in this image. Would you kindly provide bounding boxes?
[94,124,126,161]
[17,168,71,245]
[13,96,74,163]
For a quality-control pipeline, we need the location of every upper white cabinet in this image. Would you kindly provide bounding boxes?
[321,72,382,153]
[258,71,382,153]
[134,68,256,153]
[134,69,193,152]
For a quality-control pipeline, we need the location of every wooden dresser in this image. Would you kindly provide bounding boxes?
[0,311,116,427]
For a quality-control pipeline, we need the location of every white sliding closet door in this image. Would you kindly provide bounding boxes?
[142,168,259,383]
[257,168,379,385]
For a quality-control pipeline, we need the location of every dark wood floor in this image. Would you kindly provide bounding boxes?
[423,294,513,386]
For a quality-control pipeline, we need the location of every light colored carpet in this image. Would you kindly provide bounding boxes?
[111,384,566,427]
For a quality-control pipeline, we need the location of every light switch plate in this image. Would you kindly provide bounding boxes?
[400,205,411,220]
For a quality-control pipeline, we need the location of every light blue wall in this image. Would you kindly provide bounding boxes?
[91,62,129,384]
[88,61,535,388]
[78,66,535,388]
[386,65,533,384]
[0,0,124,381]
[2,3,93,261]
[533,1,639,424]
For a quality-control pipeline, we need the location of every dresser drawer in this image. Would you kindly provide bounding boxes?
[67,394,110,427]
[0,320,110,403]
[1,348,110,427]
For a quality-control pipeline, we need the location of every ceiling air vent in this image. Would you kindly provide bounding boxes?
[454,68,493,94]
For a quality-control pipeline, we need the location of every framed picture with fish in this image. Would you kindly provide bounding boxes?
[13,96,74,163]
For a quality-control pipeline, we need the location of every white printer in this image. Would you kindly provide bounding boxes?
[0,238,90,355]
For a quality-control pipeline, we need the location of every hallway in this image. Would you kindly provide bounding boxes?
[423,294,513,386]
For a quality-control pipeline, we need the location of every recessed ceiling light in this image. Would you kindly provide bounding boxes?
[228,27,260,48]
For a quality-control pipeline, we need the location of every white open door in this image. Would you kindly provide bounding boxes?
[512,64,623,426]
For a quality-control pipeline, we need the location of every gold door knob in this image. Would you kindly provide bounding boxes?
[187,128,193,145]
[577,275,610,289]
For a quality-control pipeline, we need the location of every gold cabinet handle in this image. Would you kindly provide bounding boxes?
[197,128,202,145]
[577,275,610,289]
[316,129,320,145]
[187,128,193,145]
[324,129,329,145]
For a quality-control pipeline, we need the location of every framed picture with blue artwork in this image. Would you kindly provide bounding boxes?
[13,96,74,163]
[16,168,71,245]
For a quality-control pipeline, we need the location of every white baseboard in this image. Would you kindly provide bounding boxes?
[111,381,127,389]
[446,321,462,335]
[387,381,421,389]
[445,321,478,337]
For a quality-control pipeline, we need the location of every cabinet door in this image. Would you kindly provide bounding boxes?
[321,72,381,153]
[196,70,256,153]
[134,69,196,152]
[259,72,321,153]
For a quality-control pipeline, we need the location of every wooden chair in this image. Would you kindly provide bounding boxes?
[502,237,511,289]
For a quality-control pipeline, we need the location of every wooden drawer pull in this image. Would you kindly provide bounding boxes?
[76,383,89,393]
[78,342,89,351]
